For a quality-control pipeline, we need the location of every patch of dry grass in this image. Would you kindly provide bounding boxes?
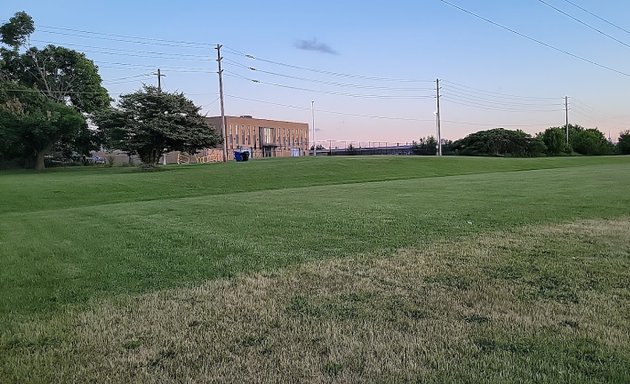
[2,218,630,383]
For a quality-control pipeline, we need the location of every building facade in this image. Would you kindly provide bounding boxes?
[206,115,309,159]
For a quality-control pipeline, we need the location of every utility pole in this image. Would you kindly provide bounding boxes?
[565,96,569,145]
[311,100,316,156]
[215,44,228,162]
[436,78,442,156]
[152,69,167,165]
[153,69,166,92]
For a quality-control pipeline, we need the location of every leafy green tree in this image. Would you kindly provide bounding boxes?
[0,82,86,170]
[14,45,110,114]
[0,11,109,168]
[411,136,438,155]
[95,86,220,168]
[527,136,547,157]
[618,130,630,155]
[452,128,544,157]
[1,11,109,114]
[0,11,33,50]
[571,128,614,155]
[540,127,569,155]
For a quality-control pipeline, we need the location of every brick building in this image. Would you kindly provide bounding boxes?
[206,115,309,159]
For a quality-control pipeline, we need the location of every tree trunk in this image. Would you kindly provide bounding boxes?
[34,151,46,171]
[34,142,54,171]
[139,148,162,170]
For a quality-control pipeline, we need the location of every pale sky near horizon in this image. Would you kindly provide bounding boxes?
[3,1,630,145]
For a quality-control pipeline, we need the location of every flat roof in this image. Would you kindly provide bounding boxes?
[206,116,308,126]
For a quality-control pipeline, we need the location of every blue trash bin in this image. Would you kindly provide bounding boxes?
[234,151,242,161]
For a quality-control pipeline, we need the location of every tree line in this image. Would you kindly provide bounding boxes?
[1,11,628,170]
[414,126,629,157]
[0,12,218,170]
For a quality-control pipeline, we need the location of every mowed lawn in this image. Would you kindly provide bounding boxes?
[1,156,630,383]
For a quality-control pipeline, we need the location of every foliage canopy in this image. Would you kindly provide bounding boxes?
[452,128,546,157]
[94,86,219,168]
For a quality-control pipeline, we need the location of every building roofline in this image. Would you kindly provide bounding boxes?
[206,115,308,126]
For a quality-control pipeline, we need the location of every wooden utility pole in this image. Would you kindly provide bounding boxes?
[436,78,442,156]
[215,44,228,162]
[153,69,166,92]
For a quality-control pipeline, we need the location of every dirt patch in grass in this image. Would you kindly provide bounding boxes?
[2,218,630,383]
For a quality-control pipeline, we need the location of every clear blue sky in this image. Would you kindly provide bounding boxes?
[4,0,630,144]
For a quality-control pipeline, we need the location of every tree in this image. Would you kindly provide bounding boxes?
[15,45,110,114]
[0,11,109,168]
[411,136,438,155]
[95,86,219,168]
[452,128,545,157]
[0,82,86,170]
[0,11,33,50]
[571,128,614,155]
[540,127,569,155]
[1,11,109,114]
[527,136,547,157]
[618,130,630,155]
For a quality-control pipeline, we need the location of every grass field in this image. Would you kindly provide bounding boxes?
[1,156,629,382]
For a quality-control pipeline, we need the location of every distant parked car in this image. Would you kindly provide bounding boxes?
[92,156,106,164]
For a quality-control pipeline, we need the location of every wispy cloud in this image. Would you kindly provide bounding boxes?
[295,38,338,55]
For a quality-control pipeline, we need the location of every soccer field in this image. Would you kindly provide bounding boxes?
[1,156,629,382]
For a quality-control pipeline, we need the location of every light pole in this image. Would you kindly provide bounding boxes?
[311,100,316,157]
[436,78,442,156]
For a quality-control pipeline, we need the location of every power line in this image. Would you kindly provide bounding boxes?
[225,94,432,121]
[224,48,433,83]
[443,91,564,109]
[224,58,433,91]
[443,96,564,112]
[536,0,630,49]
[104,74,153,82]
[4,88,118,95]
[201,96,221,111]
[36,25,214,48]
[443,87,564,107]
[571,98,630,123]
[93,60,212,72]
[103,78,151,86]
[224,71,434,99]
[439,0,630,77]
[441,79,560,101]
[560,0,630,36]
[226,94,309,111]
[443,119,556,127]
[31,39,212,60]
[102,74,153,84]
[31,44,212,62]
[36,28,209,49]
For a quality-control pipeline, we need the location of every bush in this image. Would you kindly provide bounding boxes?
[618,130,630,155]
[572,129,614,155]
[452,128,545,157]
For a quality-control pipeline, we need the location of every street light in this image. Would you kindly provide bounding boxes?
[311,100,316,157]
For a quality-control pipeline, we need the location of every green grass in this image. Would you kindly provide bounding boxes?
[0,155,625,214]
[3,218,630,383]
[1,155,630,382]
